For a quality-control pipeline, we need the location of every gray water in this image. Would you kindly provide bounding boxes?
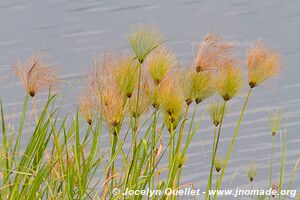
[0,0,300,199]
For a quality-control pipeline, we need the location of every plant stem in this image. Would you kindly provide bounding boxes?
[206,101,226,200]
[31,96,38,124]
[110,133,118,188]
[151,108,158,191]
[278,132,286,200]
[251,181,254,200]
[269,135,275,199]
[214,88,252,200]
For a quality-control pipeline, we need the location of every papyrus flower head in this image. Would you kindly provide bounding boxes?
[192,71,215,104]
[195,34,234,72]
[12,53,59,97]
[247,162,257,182]
[269,110,284,136]
[128,25,163,64]
[178,68,195,106]
[247,42,281,88]
[146,46,176,85]
[215,156,224,173]
[89,54,125,134]
[209,102,225,127]
[128,74,152,119]
[159,75,184,133]
[114,55,138,98]
[216,66,243,101]
[78,90,95,125]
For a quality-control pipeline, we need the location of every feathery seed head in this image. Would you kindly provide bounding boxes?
[195,34,234,72]
[146,46,176,85]
[216,66,243,101]
[178,154,187,168]
[78,91,95,126]
[192,71,215,104]
[247,42,281,88]
[101,83,124,134]
[209,102,225,127]
[178,68,195,106]
[90,55,125,134]
[247,162,257,182]
[269,110,284,136]
[128,25,163,64]
[87,55,115,100]
[159,75,184,133]
[12,53,59,97]
[114,55,138,98]
[151,84,162,109]
[128,75,152,119]
[215,156,224,172]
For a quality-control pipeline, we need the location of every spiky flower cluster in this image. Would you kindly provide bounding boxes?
[215,156,224,172]
[178,68,194,105]
[247,162,257,182]
[128,75,152,119]
[192,71,215,104]
[209,102,225,127]
[269,110,284,136]
[146,46,176,85]
[195,34,234,72]
[12,53,59,97]
[114,55,138,98]
[247,42,281,88]
[129,25,163,64]
[78,91,95,125]
[216,66,243,101]
[159,75,184,133]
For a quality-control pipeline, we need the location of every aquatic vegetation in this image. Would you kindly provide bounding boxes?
[2,25,293,200]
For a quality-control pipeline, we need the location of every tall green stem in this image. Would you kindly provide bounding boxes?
[214,88,252,200]
[278,132,286,200]
[206,101,226,200]
[269,135,275,199]
[110,133,118,188]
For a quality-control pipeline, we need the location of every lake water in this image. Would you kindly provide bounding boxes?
[0,0,300,199]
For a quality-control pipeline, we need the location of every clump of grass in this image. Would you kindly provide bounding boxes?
[1,25,291,200]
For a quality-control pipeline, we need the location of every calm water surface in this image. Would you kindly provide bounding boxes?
[1,0,300,198]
